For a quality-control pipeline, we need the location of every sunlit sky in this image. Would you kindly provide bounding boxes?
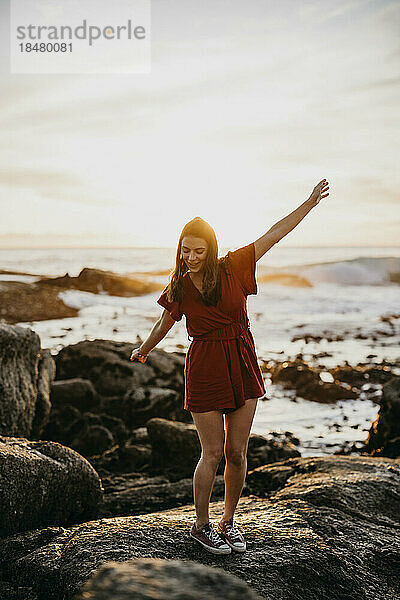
[0,0,399,248]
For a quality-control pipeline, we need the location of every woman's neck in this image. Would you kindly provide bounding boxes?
[188,271,204,290]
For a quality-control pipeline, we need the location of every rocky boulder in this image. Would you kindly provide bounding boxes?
[329,363,398,388]
[121,386,181,428]
[83,421,300,517]
[50,378,101,411]
[0,281,78,324]
[54,339,184,399]
[0,324,55,437]
[265,358,358,402]
[37,268,161,297]
[146,418,301,482]
[0,436,103,536]
[0,455,398,599]
[76,558,263,600]
[366,377,400,458]
[52,340,187,431]
[43,407,129,458]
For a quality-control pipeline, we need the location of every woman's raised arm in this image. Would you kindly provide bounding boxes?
[253,179,329,262]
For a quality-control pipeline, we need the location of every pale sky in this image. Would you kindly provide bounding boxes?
[0,0,399,248]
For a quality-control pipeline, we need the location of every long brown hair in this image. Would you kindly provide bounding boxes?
[165,216,228,307]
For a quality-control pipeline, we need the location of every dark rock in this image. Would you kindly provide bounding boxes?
[0,281,78,324]
[31,350,55,438]
[114,439,152,471]
[122,387,181,428]
[1,456,399,600]
[366,377,400,458]
[329,364,398,388]
[245,464,294,493]
[90,427,300,517]
[37,267,161,297]
[0,581,38,600]
[76,557,263,599]
[53,340,188,425]
[54,339,186,396]
[0,436,103,537]
[0,325,55,438]
[248,455,400,526]
[267,358,357,402]
[54,339,156,395]
[50,378,100,411]
[291,333,344,343]
[146,418,201,479]
[72,425,115,457]
[99,473,225,519]
[146,419,300,482]
[247,432,301,468]
[44,410,128,458]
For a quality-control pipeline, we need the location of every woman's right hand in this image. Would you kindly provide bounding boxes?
[130,347,148,363]
[308,179,329,206]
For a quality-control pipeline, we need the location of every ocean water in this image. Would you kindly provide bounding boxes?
[1,245,399,457]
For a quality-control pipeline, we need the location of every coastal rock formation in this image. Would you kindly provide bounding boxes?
[54,339,184,400]
[92,427,300,518]
[42,407,300,516]
[147,419,300,481]
[366,377,400,458]
[0,455,398,599]
[0,325,55,437]
[31,349,55,438]
[121,386,182,428]
[329,363,398,388]
[265,358,358,402]
[37,267,161,297]
[0,266,163,325]
[44,406,129,458]
[76,558,263,600]
[0,436,103,537]
[0,281,78,324]
[50,378,101,411]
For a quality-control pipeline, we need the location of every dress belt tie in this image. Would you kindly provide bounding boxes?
[188,324,253,373]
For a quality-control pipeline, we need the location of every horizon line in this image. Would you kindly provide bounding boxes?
[1,245,400,250]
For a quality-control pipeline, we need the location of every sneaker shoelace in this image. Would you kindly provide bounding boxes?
[223,519,241,540]
[204,523,223,545]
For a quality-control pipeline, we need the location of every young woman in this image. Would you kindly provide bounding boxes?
[130,179,329,555]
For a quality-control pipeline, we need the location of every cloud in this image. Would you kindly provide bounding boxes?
[352,176,400,205]
[346,76,400,92]
[0,168,111,206]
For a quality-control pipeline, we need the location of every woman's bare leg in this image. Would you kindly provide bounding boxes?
[222,398,258,521]
[190,410,225,528]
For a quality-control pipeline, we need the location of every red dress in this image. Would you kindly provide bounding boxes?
[157,242,266,414]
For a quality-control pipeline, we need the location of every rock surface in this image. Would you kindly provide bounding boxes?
[265,358,358,403]
[0,281,78,324]
[261,356,400,404]
[37,267,161,297]
[0,325,55,437]
[76,558,263,600]
[0,455,398,599]
[367,377,400,458]
[0,436,103,537]
[54,339,184,403]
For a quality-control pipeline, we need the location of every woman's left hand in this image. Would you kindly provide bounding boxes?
[308,179,330,206]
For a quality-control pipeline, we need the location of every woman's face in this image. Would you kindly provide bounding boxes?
[181,236,208,274]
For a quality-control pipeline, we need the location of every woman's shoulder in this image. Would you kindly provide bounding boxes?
[218,253,232,276]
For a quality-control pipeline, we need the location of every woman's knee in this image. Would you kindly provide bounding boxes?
[201,447,224,468]
[224,446,247,466]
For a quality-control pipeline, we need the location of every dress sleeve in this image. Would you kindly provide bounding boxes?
[157,287,183,321]
[225,241,258,296]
